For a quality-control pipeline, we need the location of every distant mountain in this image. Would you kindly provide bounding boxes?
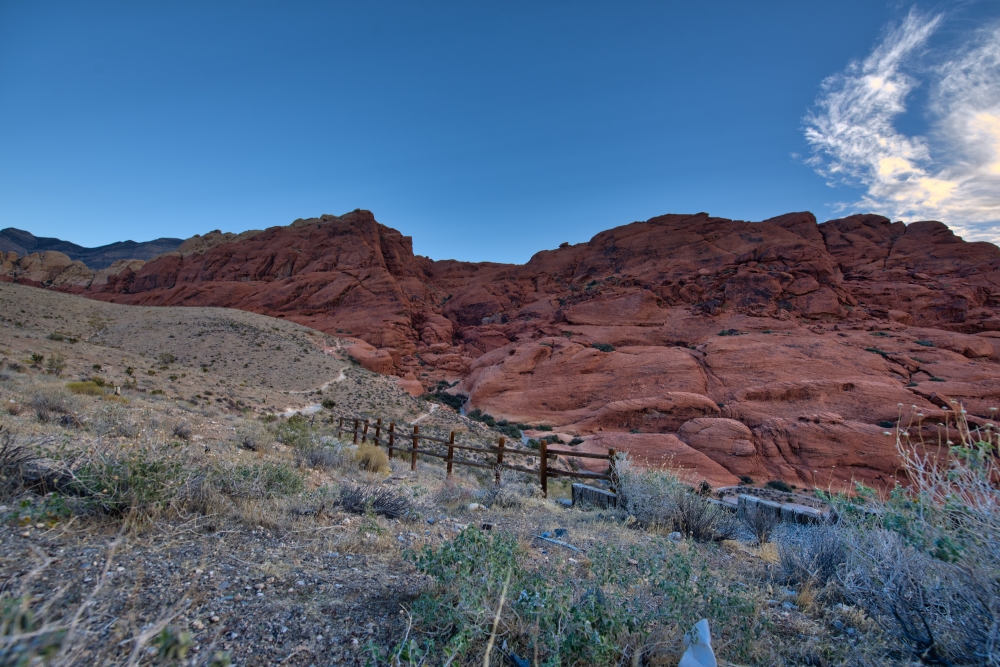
[0,228,183,269]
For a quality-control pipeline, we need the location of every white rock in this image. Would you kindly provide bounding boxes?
[679,619,717,667]
[467,503,484,511]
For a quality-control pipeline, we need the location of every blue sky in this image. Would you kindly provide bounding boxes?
[1,1,998,263]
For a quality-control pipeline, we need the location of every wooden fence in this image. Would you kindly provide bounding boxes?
[337,417,617,497]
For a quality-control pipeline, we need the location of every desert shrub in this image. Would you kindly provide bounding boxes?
[765,479,793,493]
[591,342,615,352]
[338,483,411,519]
[30,386,76,423]
[738,475,754,485]
[741,503,781,545]
[424,391,466,411]
[480,467,537,508]
[235,421,270,452]
[617,457,738,541]
[44,354,66,376]
[568,437,584,446]
[401,527,758,665]
[66,381,104,396]
[30,353,44,367]
[172,423,192,440]
[90,403,143,438]
[0,428,39,501]
[778,525,846,588]
[274,414,311,449]
[72,446,185,516]
[434,476,475,506]
[321,397,336,410]
[46,332,64,341]
[212,461,304,500]
[354,443,389,473]
[297,445,347,470]
[836,411,1000,665]
[158,353,175,364]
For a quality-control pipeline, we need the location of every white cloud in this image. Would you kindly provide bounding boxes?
[805,9,1000,243]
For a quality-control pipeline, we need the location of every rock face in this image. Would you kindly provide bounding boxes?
[0,228,182,269]
[7,209,1000,489]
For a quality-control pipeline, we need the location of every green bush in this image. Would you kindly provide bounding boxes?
[400,527,757,665]
[765,479,792,493]
[591,342,615,352]
[73,447,184,516]
[274,414,311,449]
[66,381,104,396]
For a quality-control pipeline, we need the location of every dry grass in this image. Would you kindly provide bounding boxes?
[354,443,389,473]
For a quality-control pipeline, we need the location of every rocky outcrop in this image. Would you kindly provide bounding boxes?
[8,208,1000,489]
[0,228,182,269]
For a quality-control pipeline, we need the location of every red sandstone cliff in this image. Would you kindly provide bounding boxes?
[7,209,1000,489]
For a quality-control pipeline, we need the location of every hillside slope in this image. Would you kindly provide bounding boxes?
[5,210,1000,488]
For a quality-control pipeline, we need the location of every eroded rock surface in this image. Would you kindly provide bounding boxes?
[7,209,1000,489]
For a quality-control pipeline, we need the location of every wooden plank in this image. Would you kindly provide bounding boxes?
[387,422,395,459]
[447,432,455,476]
[411,425,418,471]
[496,437,505,484]
[540,440,548,497]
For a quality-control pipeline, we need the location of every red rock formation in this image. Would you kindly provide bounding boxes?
[8,209,1000,489]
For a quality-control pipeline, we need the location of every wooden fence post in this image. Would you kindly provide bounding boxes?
[387,422,395,459]
[337,417,343,439]
[540,440,548,498]
[411,425,419,471]
[447,431,455,476]
[374,418,382,446]
[608,448,618,492]
[353,419,359,446]
[361,419,369,444]
[495,437,506,484]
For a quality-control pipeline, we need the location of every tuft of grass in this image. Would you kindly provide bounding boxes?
[66,381,105,396]
[338,483,411,519]
[72,446,185,517]
[354,443,389,473]
[212,461,304,500]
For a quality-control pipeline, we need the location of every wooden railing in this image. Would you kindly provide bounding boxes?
[337,417,617,497]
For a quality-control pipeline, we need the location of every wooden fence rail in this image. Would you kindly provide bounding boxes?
[337,417,616,497]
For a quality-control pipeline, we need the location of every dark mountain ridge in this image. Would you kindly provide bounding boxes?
[0,227,183,269]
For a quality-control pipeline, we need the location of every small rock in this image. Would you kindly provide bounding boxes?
[192,620,205,631]
[255,583,265,590]
[34,523,45,530]
[767,599,780,607]
[467,503,484,511]
[211,615,221,623]
[627,558,639,566]
[351,638,359,647]
[556,498,572,507]
[782,602,798,610]
[116,567,125,573]
[846,627,856,636]
[832,620,844,630]
[341,517,351,526]
[296,580,306,587]
[20,531,30,538]
[426,518,436,525]
[668,532,682,541]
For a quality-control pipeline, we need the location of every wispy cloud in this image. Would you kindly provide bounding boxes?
[805,9,1000,243]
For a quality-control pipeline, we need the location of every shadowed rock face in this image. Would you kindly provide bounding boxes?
[7,209,1000,489]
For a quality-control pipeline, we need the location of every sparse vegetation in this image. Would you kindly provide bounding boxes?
[765,479,793,493]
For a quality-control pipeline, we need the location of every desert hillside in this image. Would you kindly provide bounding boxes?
[5,210,1000,489]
